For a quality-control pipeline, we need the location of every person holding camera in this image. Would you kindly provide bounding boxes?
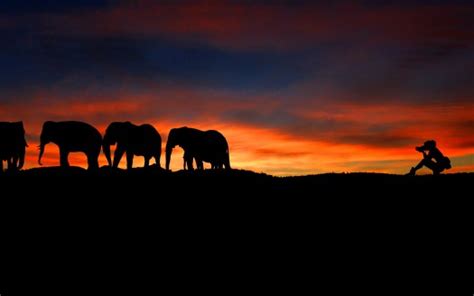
[407,140,451,175]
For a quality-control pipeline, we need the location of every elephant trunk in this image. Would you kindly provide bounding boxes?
[18,147,25,169]
[103,140,112,167]
[38,144,45,166]
[165,145,172,171]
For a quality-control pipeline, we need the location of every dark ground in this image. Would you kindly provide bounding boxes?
[0,167,471,295]
[1,165,472,194]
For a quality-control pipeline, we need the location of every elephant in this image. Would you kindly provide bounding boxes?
[103,121,162,169]
[0,121,27,172]
[166,127,231,171]
[183,151,203,170]
[38,121,102,170]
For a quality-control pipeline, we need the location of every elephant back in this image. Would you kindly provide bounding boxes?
[197,130,229,162]
[204,130,228,149]
[132,124,161,145]
[64,121,101,140]
[45,121,102,148]
[126,124,162,156]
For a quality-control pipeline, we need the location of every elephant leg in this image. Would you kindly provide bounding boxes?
[60,149,70,167]
[7,158,13,171]
[14,156,19,170]
[126,151,134,170]
[144,156,150,168]
[10,156,19,171]
[186,157,194,171]
[113,147,125,168]
[155,153,161,168]
[182,151,190,170]
[87,154,99,170]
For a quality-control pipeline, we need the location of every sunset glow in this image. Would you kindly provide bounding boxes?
[1,0,473,175]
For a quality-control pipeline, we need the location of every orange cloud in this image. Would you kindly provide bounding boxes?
[3,85,473,176]
[18,118,474,176]
[296,101,474,150]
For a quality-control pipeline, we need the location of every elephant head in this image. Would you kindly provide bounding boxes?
[103,122,133,167]
[38,121,55,165]
[165,127,190,171]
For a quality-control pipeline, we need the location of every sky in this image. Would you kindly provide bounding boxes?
[1,0,473,175]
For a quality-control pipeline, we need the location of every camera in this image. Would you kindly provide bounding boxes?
[415,145,425,152]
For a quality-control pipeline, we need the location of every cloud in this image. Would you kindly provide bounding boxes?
[3,83,472,175]
[0,32,314,96]
[2,1,473,51]
[1,1,474,175]
[2,1,473,104]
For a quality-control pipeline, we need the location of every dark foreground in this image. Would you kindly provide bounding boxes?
[1,165,472,195]
[0,167,471,295]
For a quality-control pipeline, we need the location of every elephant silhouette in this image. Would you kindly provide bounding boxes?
[183,150,203,170]
[0,121,27,172]
[103,121,162,169]
[38,121,102,170]
[166,127,231,171]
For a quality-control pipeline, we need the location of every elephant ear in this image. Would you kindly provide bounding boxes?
[107,122,131,144]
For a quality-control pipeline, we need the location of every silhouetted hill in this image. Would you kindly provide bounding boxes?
[1,167,469,296]
[1,166,471,196]
[3,165,473,181]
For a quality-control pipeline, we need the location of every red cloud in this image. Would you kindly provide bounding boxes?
[0,0,464,50]
[2,1,467,50]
